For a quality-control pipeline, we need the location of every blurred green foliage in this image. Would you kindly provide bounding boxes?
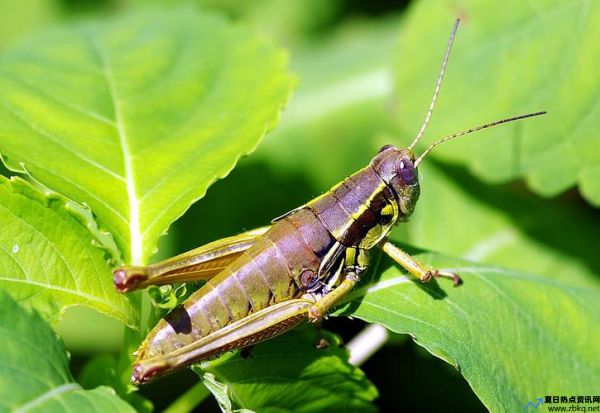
[0,0,598,412]
[395,0,600,205]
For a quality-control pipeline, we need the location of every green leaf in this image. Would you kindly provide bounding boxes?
[0,176,136,327]
[335,251,600,412]
[0,8,295,264]
[393,0,600,205]
[0,0,60,50]
[0,290,135,412]
[403,162,600,287]
[194,327,378,413]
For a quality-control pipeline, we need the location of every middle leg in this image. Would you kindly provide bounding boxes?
[308,247,369,322]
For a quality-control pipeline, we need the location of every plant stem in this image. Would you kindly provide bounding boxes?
[346,323,389,366]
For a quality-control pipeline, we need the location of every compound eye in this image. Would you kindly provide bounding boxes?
[399,159,417,184]
[377,144,394,153]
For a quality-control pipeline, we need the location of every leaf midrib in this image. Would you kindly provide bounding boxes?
[85,31,142,265]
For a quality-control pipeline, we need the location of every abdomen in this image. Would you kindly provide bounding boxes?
[136,208,334,361]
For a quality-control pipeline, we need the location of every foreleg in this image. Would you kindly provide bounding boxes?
[380,240,461,285]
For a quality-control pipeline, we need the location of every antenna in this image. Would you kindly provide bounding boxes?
[413,111,547,168]
[408,18,460,150]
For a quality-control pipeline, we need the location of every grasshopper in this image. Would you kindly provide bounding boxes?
[113,19,545,384]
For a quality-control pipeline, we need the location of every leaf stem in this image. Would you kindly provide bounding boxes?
[163,381,211,413]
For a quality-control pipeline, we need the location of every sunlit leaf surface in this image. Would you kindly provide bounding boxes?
[0,9,295,264]
[0,176,136,326]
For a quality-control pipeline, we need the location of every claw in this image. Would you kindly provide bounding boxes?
[434,270,462,286]
[308,306,322,323]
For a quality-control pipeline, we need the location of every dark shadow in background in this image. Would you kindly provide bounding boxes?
[364,338,487,413]
[168,159,316,254]
[0,162,11,178]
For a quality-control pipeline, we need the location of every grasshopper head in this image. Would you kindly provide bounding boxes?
[370,145,420,217]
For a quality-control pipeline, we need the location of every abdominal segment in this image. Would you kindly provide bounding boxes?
[134,208,334,365]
